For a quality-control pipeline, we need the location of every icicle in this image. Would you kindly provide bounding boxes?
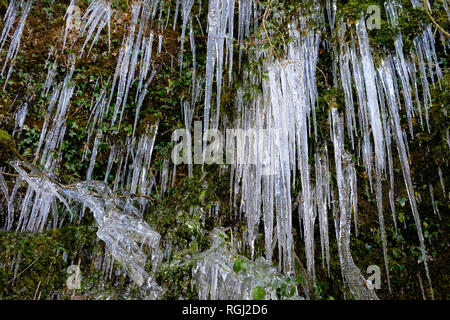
[326,0,337,32]
[413,39,432,132]
[183,101,194,178]
[446,129,450,149]
[203,0,235,153]
[429,184,440,218]
[5,178,21,231]
[338,23,356,148]
[386,119,398,234]
[130,122,159,196]
[172,0,180,30]
[40,55,76,170]
[237,0,253,69]
[79,0,112,56]
[109,3,141,127]
[12,102,28,137]
[0,172,9,201]
[42,57,58,97]
[315,146,331,273]
[137,33,155,98]
[385,1,415,138]
[356,18,385,174]
[378,59,434,299]
[160,158,169,197]
[158,34,163,54]
[133,70,157,138]
[349,34,374,190]
[438,167,446,198]
[62,0,80,50]
[375,161,392,292]
[331,108,378,300]
[189,18,197,95]
[104,146,116,184]
[86,131,102,181]
[0,1,19,53]
[1,0,33,89]
[179,0,195,72]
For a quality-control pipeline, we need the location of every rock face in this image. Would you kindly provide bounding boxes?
[0,0,448,300]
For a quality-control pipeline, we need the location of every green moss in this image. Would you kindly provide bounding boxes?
[0,0,8,10]
[338,0,386,21]
[0,224,150,299]
[335,0,429,55]
[0,129,16,163]
[0,129,14,148]
[0,225,97,299]
[0,0,448,300]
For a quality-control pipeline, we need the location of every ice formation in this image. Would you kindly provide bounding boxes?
[193,228,303,300]
[0,0,446,300]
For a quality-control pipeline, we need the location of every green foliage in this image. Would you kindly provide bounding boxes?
[252,286,266,300]
[233,256,248,273]
[0,226,97,299]
[336,0,429,54]
[17,125,40,157]
[0,0,448,301]
[276,277,297,299]
[0,129,15,161]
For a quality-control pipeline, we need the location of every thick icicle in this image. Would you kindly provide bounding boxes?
[331,108,378,300]
[315,146,331,273]
[203,0,235,147]
[179,0,195,72]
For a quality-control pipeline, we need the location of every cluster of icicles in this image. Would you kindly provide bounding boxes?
[227,0,448,300]
[0,0,448,299]
[192,228,304,300]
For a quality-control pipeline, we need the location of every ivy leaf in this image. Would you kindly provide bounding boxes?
[218,232,229,240]
[252,286,266,300]
[233,256,248,273]
[233,257,242,273]
[289,286,296,297]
